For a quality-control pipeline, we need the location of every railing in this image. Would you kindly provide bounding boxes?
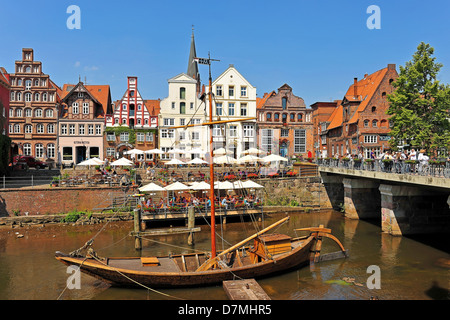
[317,158,450,178]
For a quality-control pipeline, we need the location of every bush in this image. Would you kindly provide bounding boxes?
[62,210,85,223]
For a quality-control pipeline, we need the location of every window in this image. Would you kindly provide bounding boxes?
[372,106,377,113]
[14,124,21,133]
[228,86,234,97]
[35,109,42,117]
[163,118,175,126]
[281,129,289,137]
[16,108,23,117]
[171,102,175,109]
[137,104,142,111]
[161,129,175,139]
[106,132,115,141]
[136,119,141,125]
[42,93,47,102]
[294,129,306,153]
[120,132,129,141]
[25,80,31,90]
[16,92,22,101]
[180,87,186,99]
[129,90,134,98]
[240,103,247,116]
[180,119,186,126]
[136,132,145,142]
[88,124,94,135]
[34,93,39,101]
[95,124,101,135]
[282,113,287,123]
[213,125,224,136]
[190,102,194,109]
[79,124,85,135]
[240,86,247,97]
[179,131,186,140]
[229,125,237,137]
[364,135,378,144]
[274,113,279,121]
[114,118,119,124]
[24,124,32,134]
[47,144,55,158]
[10,92,15,101]
[25,93,31,102]
[83,103,89,114]
[261,129,273,153]
[45,109,53,118]
[297,113,303,122]
[61,124,67,135]
[24,108,31,117]
[72,102,79,114]
[364,119,369,127]
[216,103,223,116]
[34,79,39,86]
[35,144,44,158]
[122,104,127,110]
[47,124,55,134]
[106,148,115,157]
[180,102,186,114]
[282,97,287,110]
[290,113,295,122]
[228,103,235,116]
[63,147,73,161]
[243,125,254,137]
[191,131,200,140]
[36,124,44,133]
[216,85,223,96]
[146,133,153,142]
[23,143,32,156]
[69,124,76,135]
[372,120,378,127]
[9,109,14,118]
[266,113,272,121]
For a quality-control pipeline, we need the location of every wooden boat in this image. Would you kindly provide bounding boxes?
[55,220,347,288]
[55,55,347,289]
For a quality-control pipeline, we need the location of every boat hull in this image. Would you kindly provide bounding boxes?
[55,236,316,288]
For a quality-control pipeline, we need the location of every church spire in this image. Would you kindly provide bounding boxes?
[187,26,200,84]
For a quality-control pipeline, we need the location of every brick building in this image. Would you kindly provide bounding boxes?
[8,49,61,164]
[310,101,339,158]
[59,81,112,166]
[322,64,398,158]
[0,67,10,136]
[105,76,159,160]
[256,84,313,158]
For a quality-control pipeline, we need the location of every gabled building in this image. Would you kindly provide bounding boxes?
[8,48,62,164]
[207,64,257,159]
[323,64,398,158]
[59,82,112,165]
[310,101,339,158]
[256,84,313,158]
[0,67,10,137]
[104,76,159,160]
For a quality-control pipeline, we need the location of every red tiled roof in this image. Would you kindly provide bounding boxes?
[257,91,276,109]
[144,99,160,116]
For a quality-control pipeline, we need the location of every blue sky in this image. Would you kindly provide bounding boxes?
[1,0,450,104]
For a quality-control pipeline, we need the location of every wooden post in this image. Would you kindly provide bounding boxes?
[134,209,142,250]
[187,206,195,246]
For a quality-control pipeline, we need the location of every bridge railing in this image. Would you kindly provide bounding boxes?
[317,158,450,178]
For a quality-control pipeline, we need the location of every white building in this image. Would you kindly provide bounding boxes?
[207,64,257,159]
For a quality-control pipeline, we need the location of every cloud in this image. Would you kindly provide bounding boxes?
[74,61,81,67]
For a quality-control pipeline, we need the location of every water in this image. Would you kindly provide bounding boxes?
[0,210,448,300]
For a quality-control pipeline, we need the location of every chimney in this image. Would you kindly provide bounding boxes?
[353,78,358,99]
[388,64,396,70]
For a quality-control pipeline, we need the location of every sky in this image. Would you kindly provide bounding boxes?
[1,0,450,105]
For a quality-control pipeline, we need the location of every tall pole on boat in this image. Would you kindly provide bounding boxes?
[207,52,217,260]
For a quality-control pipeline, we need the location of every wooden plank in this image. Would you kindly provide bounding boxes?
[223,279,271,300]
[141,257,160,266]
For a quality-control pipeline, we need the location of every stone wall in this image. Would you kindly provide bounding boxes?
[0,186,125,217]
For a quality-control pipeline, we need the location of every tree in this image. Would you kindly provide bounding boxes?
[387,42,450,155]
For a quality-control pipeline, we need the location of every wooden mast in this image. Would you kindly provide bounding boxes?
[207,52,217,260]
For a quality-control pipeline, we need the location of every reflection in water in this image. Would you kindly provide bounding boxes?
[0,209,448,300]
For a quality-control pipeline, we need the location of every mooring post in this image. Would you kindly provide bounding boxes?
[134,208,142,250]
[187,206,195,246]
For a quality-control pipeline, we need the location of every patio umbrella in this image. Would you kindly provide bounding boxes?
[77,158,104,166]
[213,147,232,156]
[213,155,237,165]
[185,148,206,155]
[164,158,185,165]
[261,154,288,162]
[242,180,264,189]
[164,181,190,191]
[237,155,261,164]
[110,157,134,166]
[187,157,208,165]
[124,148,144,155]
[145,148,165,154]
[191,181,211,190]
[241,147,265,155]
[214,180,235,190]
[138,182,166,192]
[232,180,245,189]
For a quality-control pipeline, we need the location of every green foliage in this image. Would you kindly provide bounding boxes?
[387,42,450,153]
[62,210,86,223]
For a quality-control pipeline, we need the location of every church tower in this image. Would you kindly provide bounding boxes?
[187,29,201,94]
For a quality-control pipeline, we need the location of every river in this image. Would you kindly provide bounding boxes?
[0,210,448,300]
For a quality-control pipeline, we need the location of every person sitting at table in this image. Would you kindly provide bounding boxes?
[221,197,228,209]
[158,198,164,209]
[146,198,152,207]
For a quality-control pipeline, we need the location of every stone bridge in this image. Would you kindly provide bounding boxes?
[319,166,450,236]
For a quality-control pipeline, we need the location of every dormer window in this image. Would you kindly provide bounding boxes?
[282,97,287,110]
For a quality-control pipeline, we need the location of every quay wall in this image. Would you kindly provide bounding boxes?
[0,177,332,218]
